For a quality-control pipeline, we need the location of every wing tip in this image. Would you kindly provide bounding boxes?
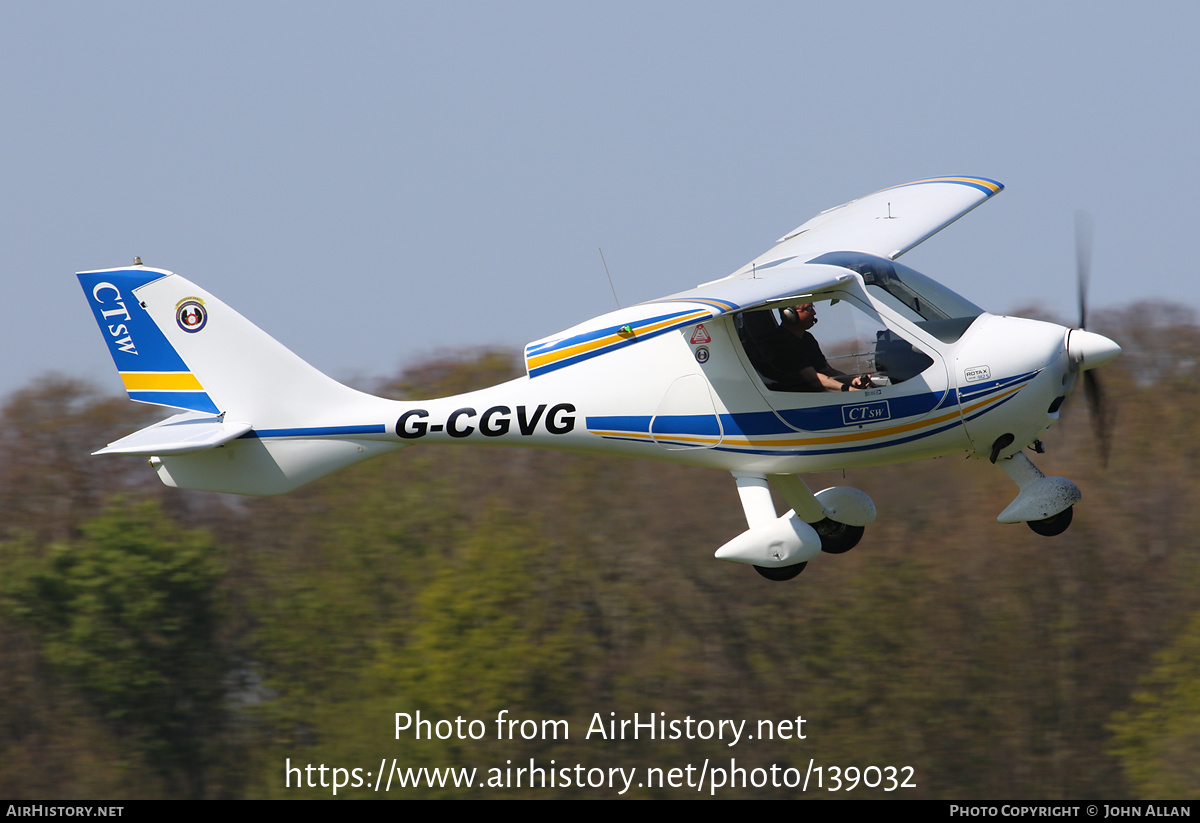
[888,176,1005,196]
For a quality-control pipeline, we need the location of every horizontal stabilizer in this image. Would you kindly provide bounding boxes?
[95,412,252,456]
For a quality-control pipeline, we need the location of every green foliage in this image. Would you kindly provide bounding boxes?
[396,507,584,716]
[246,491,593,798]
[1110,609,1200,799]
[0,376,158,542]
[2,499,227,796]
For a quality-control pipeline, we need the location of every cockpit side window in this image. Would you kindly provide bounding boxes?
[735,296,933,392]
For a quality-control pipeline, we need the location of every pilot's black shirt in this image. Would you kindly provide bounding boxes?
[774,328,830,391]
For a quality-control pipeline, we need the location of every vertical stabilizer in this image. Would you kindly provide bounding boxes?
[77,266,376,428]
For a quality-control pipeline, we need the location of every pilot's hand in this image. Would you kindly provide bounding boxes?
[849,374,873,390]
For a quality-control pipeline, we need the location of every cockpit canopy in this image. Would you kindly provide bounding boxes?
[808,251,985,343]
[735,251,986,394]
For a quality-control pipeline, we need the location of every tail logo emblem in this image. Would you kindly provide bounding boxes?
[176,298,208,333]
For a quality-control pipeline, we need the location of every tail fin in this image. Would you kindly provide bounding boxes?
[77,265,402,495]
[77,265,369,425]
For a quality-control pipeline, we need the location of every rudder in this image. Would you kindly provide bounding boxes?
[79,267,220,413]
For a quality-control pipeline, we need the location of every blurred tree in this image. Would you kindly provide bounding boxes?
[2,499,228,797]
[396,506,585,716]
[0,377,156,542]
[1110,608,1200,799]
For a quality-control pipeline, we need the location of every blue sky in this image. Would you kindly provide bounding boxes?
[3,1,1197,401]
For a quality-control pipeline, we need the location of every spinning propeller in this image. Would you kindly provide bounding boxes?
[1065,210,1121,466]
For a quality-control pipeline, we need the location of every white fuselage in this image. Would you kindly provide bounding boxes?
[151,274,1083,496]
[273,296,1075,474]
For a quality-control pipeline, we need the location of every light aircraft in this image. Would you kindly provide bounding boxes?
[78,176,1121,580]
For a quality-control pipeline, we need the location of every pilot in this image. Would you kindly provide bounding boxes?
[778,303,873,392]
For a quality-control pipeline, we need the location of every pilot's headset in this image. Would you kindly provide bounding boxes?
[780,304,813,326]
[777,304,816,326]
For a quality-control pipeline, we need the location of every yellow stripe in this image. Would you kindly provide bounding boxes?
[591,384,1025,449]
[120,372,204,391]
[886,176,1002,194]
[529,311,710,370]
[591,430,721,446]
[718,385,1023,448]
[776,386,1017,446]
[532,312,708,367]
[930,176,1003,193]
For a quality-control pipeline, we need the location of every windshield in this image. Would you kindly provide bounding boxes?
[807,251,984,343]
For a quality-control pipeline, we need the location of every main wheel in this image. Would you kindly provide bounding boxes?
[1027,506,1073,536]
[754,562,806,581]
[814,518,865,554]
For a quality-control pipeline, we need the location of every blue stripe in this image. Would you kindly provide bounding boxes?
[776,390,946,431]
[591,392,951,438]
[964,392,1018,422]
[959,371,1037,402]
[891,177,1005,197]
[528,310,713,377]
[241,424,388,439]
[530,337,641,377]
[588,415,652,433]
[718,411,795,436]
[709,417,966,457]
[589,412,784,436]
[527,308,704,357]
[646,297,741,313]
[588,368,1030,446]
[651,414,722,437]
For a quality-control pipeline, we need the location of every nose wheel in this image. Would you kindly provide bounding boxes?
[754,562,807,581]
[1027,505,1073,536]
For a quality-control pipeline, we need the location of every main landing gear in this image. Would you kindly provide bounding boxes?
[718,473,877,582]
[812,517,866,554]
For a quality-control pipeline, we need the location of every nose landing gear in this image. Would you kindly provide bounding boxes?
[997,452,1081,535]
[1026,506,1073,536]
